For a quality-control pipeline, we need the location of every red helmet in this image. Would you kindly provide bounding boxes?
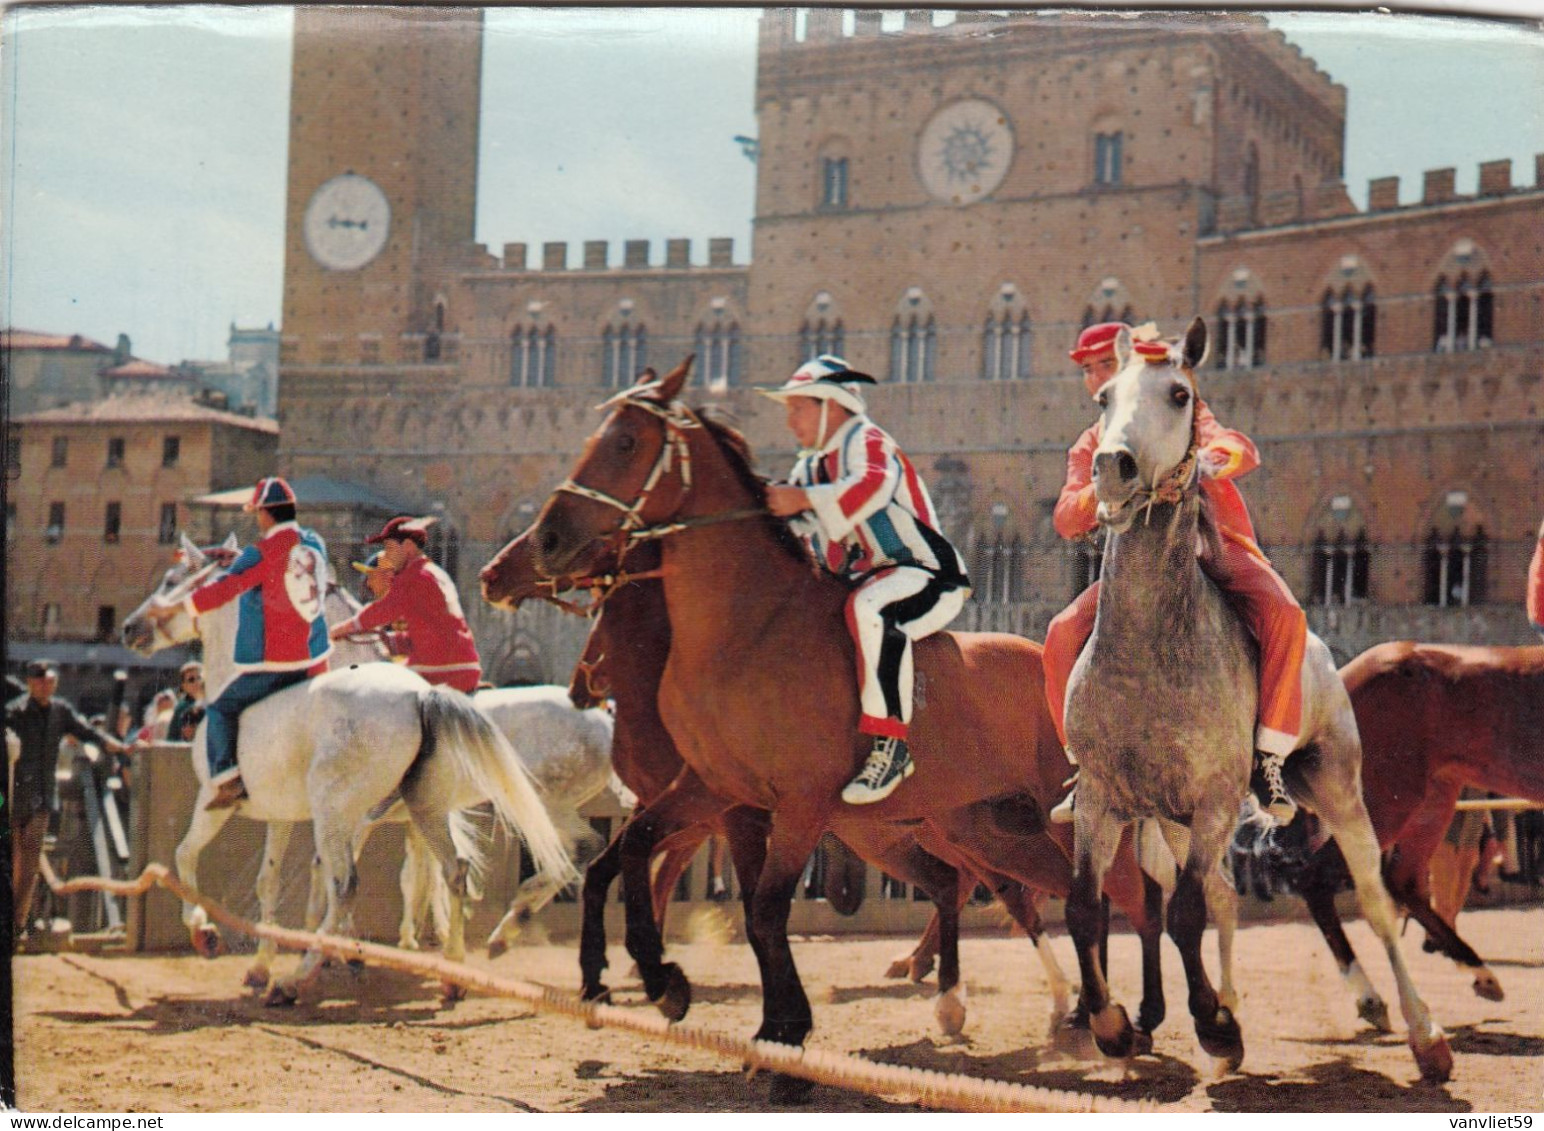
[1068,322,1130,364]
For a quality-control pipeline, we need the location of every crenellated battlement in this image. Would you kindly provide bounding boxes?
[1364,154,1544,214]
[489,237,739,273]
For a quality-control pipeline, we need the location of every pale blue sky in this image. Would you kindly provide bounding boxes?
[2,6,1541,367]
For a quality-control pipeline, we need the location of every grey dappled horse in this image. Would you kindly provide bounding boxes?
[1062,319,1451,1082]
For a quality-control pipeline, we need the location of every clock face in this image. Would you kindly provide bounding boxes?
[917,99,1015,205]
[302,174,391,271]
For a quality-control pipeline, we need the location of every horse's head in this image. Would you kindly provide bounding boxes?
[1091,317,1206,533]
[481,524,628,612]
[531,357,698,578]
[121,532,235,654]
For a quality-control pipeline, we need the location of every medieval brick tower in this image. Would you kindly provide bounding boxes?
[280,6,483,367]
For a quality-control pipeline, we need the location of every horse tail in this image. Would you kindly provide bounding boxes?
[1225,799,1318,900]
[414,688,580,891]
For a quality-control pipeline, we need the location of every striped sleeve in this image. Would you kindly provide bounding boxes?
[804,423,901,542]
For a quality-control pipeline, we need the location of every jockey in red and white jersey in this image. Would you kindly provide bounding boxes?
[145,476,331,810]
[764,355,971,805]
[330,515,483,694]
[1043,323,1307,825]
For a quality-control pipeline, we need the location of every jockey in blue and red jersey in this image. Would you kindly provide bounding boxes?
[145,476,331,809]
[764,355,971,805]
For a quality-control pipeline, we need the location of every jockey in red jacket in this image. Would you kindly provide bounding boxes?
[144,476,331,810]
[1043,323,1307,825]
[330,516,483,694]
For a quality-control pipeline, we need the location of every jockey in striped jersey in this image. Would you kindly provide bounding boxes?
[764,356,971,805]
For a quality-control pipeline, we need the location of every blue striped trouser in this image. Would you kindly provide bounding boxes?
[204,669,310,780]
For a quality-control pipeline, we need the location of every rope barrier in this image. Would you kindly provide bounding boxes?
[36,858,1157,1114]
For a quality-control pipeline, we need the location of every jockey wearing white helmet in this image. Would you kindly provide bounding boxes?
[763,355,971,805]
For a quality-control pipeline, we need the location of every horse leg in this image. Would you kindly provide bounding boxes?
[888,910,941,983]
[1167,808,1243,1073]
[173,804,238,960]
[997,882,1073,1034]
[270,820,357,1006]
[246,821,294,991]
[1402,891,1503,1001]
[577,821,627,1000]
[1383,784,1502,1000]
[1100,832,1167,1038]
[1309,765,1453,1082]
[1203,862,1240,1013]
[747,809,826,1105]
[489,809,594,956]
[399,824,444,952]
[852,840,964,1034]
[1065,793,1137,1059]
[1296,846,1391,1031]
[722,806,772,989]
[618,774,731,1021]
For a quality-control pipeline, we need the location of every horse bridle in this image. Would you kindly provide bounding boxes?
[553,393,762,548]
[1125,366,1203,525]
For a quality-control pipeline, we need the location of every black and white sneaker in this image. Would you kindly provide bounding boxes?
[842,736,914,805]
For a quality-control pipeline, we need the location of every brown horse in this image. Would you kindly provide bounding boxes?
[481,524,1100,1037]
[1260,642,1544,1024]
[526,361,1170,1097]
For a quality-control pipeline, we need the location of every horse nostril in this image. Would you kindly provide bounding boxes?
[539,529,559,556]
[1116,451,1138,482]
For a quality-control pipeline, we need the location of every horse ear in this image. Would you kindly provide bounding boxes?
[179,532,206,567]
[222,532,239,554]
[633,367,657,386]
[1181,317,1209,372]
[1113,326,1133,370]
[658,355,693,401]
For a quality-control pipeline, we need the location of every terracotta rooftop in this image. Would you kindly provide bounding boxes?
[2,328,114,353]
[13,391,278,433]
[100,358,193,381]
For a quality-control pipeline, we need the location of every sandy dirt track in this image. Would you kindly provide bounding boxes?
[12,905,1544,1113]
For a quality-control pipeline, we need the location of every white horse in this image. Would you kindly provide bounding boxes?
[324,586,616,956]
[122,535,578,1004]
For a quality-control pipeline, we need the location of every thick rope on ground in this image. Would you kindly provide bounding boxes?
[38,859,1157,1113]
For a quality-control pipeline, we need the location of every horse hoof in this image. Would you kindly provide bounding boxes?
[934,986,967,1037]
[884,956,911,980]
[768,1073,816,1106]
[487,937,509,961]
[1357,996,1393,1034]
[191,927,223,959]
[1196,1007,1244,1072]
[441,981,467,1005]
[651,963,691,1023]
[1472,970,1505,1003]
[1089,1003,1137,1059]
[1129,1027,1155,1057]
[243,966,270,991]
[265,983,299,1008]
[908,956,936,984]
[1413,1030,1454,1084]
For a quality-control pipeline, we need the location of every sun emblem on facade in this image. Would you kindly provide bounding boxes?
[917,98,1014,205]
[938,122,996,183]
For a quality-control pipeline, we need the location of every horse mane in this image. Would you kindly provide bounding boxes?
[1193,481,1225,564]
[690,403,815,569]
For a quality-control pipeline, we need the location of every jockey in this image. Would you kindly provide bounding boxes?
[1528,518,1544,641]
[144,476,331,810]
[763,355,971,805]
[1044,322,1307,825]
[350,551,411,660]
[329,516,482,693]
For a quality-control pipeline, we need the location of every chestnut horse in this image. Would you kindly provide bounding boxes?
[1249,642,1544,1024]
[526,361,1172,1097]
[481,526,1095,1037]
[1064,318,1450,1083]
